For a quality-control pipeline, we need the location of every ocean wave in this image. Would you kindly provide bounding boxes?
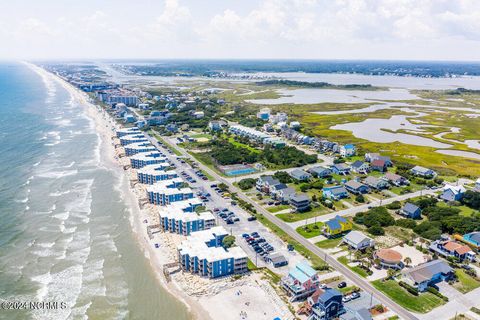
[31,271,52,301]
[15,197,29,203]
[36,169,78,179]
[49,190,71,197]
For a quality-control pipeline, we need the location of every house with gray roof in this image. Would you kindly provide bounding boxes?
[342,231,375,250]
[345,180,370,194]
[290,193,311,212]
[400,203,421,219]
[289,169,312,181]
[308,166,332,178]
[266,252,288,268]
[363,176,389,190]
[332,163,351,175]
[382,172,409,186]
[351,160,370,174]
[323,186,349,200]
[401,259,454,292]
[411,165,437,178]
[256,175,280,194]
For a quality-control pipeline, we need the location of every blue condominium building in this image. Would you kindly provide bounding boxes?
[177,226,248,278]
[124,142,157,156]
[147,186,194,205]
[137,166,178,184]
[159,206,215,236]
[120,134,149,146]
[116,127,141,138]
[130,152,167,169]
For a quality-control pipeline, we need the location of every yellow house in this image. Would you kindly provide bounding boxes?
[324,215,352,237]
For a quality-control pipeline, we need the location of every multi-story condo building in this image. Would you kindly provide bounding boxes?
[159,206,215,235]
[177,226,248,278]
[124,142,157,156]
[147,185,194,205]
[137,166,178,184]
[116,127,141,138]
[130,152,167,169]
[120,134,149,146]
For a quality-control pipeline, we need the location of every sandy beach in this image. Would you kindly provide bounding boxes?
[25,62,293,320]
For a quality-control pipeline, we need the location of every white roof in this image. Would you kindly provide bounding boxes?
[147,186,193,196]
[130,153,165,161]
[125,142,155,150]
[178,226,247,262]
[137,167,176,176]
[443,184,466,194]
[343,231,372,245]
[159,208,214,223]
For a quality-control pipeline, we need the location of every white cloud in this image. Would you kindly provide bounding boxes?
[0,0,480,60]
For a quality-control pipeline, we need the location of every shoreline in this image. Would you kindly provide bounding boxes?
[24,62,210,320]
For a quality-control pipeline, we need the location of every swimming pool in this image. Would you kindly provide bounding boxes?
[225,168,256,176]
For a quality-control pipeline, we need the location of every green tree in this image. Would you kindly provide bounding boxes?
[222,235,236,248]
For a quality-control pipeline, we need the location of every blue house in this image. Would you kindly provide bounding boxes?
[323,186,348,200]
[463,232,480,247]
[402,259,454,292]
[307,288,345,320]
[440,185,466,202]
[331,163,351,175]
[308,166,332,178]
[344,180,370,194]
[400,203,421,219]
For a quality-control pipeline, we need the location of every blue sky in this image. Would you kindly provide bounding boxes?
[1,0,480,60]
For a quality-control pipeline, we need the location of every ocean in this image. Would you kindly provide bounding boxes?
[0,63,190,320]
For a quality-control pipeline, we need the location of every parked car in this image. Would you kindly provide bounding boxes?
[247,216,257,221]
[337,282,347,289]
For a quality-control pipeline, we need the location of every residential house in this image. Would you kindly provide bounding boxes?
[475,178,480,192]
[257,107,271,120]
[365,153,393,166]
[351,160,370,174]
[324,215,352,237]
[290,121,301,129]
[382,172,409,186]
[370,159,388,172]
[353,308,373,320]
[340,144,356,157]
[308,166,332,178]
[440,185,466,202]
[277,187,296,203]
[265,252,288,268]
[462,232,480,248]
[411,165,437,178]
[307,288,345,320]
[290,169,312,181]
[363,176,389,190]
[342,231,375,250]
[374,248,404,270]
[270,183,288,199]
[256,175,281,194]
[331,163,351,175]
[208,120,225,131]
[323,186,349,201]
[345,180,370,195]
[290,193,311,212]
[281,261,320,301]
[400,203,422,219]
[401,259,454,292]
[193,111,204,119]
[429,239,476,262]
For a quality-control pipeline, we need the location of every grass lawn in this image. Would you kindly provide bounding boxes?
[437,201,477,217]
[267,204,291,213]
[371,280,445,313]
[187,151,227,177]
[227,136,261,153]
[316,237,343,249]
[296,222,324,238]
[256,214,328,270]
[277,205,329,223]
[453,269,480,293]
[150,132,183,156]
[247,258,258,271]
[337,256,369,278]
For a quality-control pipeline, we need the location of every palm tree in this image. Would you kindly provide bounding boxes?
[373,258,381,268]
[404,257,412,267]
[386,268,397,280]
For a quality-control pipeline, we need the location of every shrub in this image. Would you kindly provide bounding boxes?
[386,201,402,210]
[368,225,385,236]
[396,218,417,229]
[426,287,449,302]
[238,178,256,190]
[355,194,365,203]
[399,281,419,296]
